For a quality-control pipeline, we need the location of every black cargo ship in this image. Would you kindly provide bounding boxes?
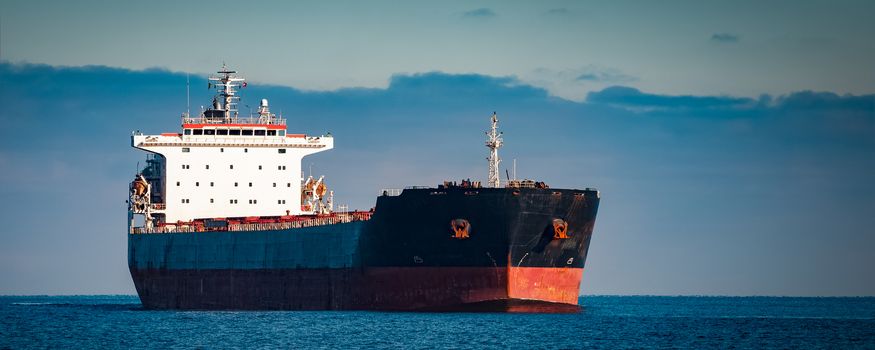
[127,66,601,311]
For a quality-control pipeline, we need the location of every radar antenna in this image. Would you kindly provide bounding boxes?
[485,112,503,188]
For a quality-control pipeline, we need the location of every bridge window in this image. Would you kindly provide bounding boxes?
[278,130,285,136]
[204,129,215,135]
[242,130,254,136]
[217,129,228,136]
[254,130,266,136]
[193,129,203,135]
[229,130,241,136]
[267,130,277,136]
[184,129,191,135]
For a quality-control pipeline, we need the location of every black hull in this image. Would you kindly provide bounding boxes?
[129,187,600,310]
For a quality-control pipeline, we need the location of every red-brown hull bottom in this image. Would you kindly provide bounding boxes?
[130,267,583,312]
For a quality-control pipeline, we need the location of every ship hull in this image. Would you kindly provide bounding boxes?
[129,188,600,311]
[130,267,583,311]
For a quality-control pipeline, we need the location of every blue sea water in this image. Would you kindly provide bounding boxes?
[1,296,873,349]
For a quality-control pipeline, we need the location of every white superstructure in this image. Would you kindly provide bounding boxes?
[129,66,333,226]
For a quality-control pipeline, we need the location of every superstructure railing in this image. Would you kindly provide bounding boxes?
[380,189,402,196]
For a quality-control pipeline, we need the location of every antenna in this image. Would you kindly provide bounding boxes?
[513,158,517,181]
[186,73,190,118]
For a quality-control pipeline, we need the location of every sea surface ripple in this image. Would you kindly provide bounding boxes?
[1,296,874,349]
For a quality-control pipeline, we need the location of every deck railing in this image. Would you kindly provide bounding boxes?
[130,211,372,234]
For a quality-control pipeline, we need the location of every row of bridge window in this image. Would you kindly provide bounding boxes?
[184,129,286,137]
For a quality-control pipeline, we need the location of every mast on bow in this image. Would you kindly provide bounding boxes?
[485,112,503,188]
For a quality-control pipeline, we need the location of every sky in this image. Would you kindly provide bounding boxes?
[0,0,874,296]
[2,0,874,100]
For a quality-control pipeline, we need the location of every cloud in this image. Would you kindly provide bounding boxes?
[574,69,635,83]
[772,90,875,111]
[711,33,740,43]
[521,66,637,101]
[576,73,599,81]
[461,8,496,18]
[586,86,755,110]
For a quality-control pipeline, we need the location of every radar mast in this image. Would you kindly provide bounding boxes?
[204,63,246,123]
